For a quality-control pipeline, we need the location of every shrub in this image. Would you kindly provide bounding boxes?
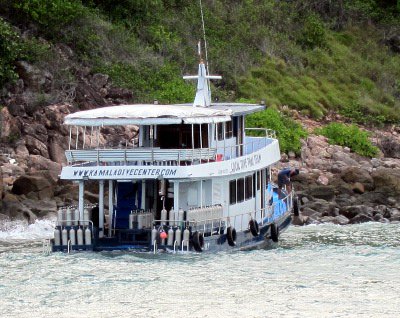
[316,122,379,157]
[0,17,21,87]
[246,107,308,155]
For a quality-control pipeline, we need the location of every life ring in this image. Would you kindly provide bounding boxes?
[293,196,300,216]
[249,219,259,237]
[226,226,237,247]
[192,231,204,252]
[270,223,279,243]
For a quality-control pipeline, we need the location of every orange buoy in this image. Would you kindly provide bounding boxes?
[160,231,168,240]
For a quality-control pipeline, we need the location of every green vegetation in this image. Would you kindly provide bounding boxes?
[0,17,21,86]
[246,107,308,155]
[0,0,399,123]
[316,123,379,157]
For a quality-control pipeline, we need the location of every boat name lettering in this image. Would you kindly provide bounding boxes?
[73,168,177,178]
[230,153,261,173]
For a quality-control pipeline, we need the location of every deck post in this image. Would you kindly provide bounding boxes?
[173,181,179,219]
[78,181,84,222]
[99,180,104,238]
[108,180,114,237]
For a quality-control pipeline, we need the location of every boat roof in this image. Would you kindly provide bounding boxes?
[180,103,266,116]
[64,104,232,126]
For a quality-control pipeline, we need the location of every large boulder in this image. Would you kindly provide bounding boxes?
[371,168,400,197]
[0,107,21,142]
[340,167,374,191]
[305,185,335,201]
[24,135,49,158]
[12,173,54,199]
[21,198,57,218]
[22,123,48,143]
[27,156,62,182]
[1,193,37,223]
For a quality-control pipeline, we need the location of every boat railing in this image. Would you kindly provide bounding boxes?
[65,128,277,166]
[153,191,293,237]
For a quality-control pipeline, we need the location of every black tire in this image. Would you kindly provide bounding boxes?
[270,223,279,243]
[192,231,204,252]
[227,226,237,247]
[249,219,260,237]
[293,196,300,216]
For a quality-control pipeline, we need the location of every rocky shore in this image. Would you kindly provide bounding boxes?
[1,75,400,226]
[275,127,400,225]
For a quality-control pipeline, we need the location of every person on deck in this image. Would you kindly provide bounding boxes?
[278,168,299,198]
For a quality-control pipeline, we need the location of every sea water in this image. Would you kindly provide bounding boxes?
[0,219,399,318]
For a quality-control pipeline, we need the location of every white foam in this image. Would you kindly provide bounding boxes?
[0,218,56,241]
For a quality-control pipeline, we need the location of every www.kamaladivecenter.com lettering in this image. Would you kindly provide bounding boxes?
[73,168,178,178]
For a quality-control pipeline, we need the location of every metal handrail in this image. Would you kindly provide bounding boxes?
[152,190,293,237]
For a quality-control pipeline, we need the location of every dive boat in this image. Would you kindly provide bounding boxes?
[50,57,295,253]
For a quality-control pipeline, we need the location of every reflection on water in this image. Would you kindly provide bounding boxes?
[1,221,399,317]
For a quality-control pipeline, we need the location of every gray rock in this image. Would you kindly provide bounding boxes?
[292,215,309,226]
[301,207,319,217]
[306,185,335,201]
[332,215,349,225]
[349,214,374,224]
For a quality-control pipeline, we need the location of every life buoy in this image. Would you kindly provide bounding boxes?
[226,226,237,246]
[192,231,204,252]
[293,196,300,216]
[270,223,279,243]
[249,219,259,237]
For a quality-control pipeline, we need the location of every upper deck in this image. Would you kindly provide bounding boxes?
[60,60,281,180]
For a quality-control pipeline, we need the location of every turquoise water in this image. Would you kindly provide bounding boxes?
[1,220,399,318]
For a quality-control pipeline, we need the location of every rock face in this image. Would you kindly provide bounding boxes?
[279,133,400,226]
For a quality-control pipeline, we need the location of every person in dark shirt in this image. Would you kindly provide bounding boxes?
[278,168,299,198]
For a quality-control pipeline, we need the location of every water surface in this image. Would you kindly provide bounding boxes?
[1,220,399,317]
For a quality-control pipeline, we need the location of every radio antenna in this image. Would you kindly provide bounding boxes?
[199,0,209,75]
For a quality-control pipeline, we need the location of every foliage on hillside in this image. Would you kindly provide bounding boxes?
[0,0,400,126]
[315,123,379,157]
[246,107,308,155]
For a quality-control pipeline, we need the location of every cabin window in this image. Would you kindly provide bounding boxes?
[229,180,236,205]
[237,178,244,203]
[245,175,253,200]
[225,121,233,139]
[257,170,261,190]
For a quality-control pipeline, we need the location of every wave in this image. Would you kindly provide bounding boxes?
[0,218,55,242]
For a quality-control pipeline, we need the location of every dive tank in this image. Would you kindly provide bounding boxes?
[137,213,143,229]
[83,208,89,226]
[151,227,158,245]
[183,228,190,247]
[178,208,184,226]
[57,209,64,226]
[175,227,182,247]
[129,212,135,230]
[66,207,72,226]
[167,227,174,246]
[69,228,76,246]
[161,208,168,225]
[85,227,92,245]
[74,209,79,225]
[53,227,61,246]
[169,207,175,226]
[77,227,84,245]
[61,228,68,246]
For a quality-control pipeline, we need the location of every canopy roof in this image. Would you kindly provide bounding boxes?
[64,104,232,126]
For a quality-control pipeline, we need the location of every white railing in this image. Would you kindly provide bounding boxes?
[152,190,293,237]
[65,127,277,167]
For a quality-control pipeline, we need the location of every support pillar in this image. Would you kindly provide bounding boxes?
[108,180,114,237]
[78,181,84,222]
[99,180,104,238]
